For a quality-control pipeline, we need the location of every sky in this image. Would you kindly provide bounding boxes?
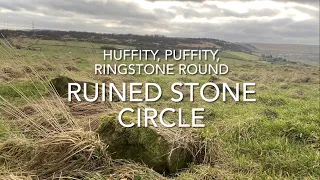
[0,0,319,45]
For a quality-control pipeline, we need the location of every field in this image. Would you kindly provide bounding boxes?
[0,37,319,179]
[241,43,320,66]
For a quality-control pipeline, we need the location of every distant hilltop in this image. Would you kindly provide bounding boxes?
[0,29,252,53]
[241,42,319,66]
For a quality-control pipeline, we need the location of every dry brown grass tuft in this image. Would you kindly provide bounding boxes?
[1,67,24,79]
[0,174,36,180]
[67,100,112,118]
[0,37,114,179]
[0,137,35,168]
[0,131,111,179]
[151,126,216,165]
[108,160,167,180]
[28,131,111,177]
[0,66,25,82]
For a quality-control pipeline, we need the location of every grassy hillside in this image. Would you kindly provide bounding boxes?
[0,37,319,179]
[242,43,320,66]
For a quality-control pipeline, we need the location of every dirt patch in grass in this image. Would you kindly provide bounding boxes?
[258,96,287,106]
[1,67,24,80]
[67,100,112,117]
[261,109,279,120]
[65,65,79,72]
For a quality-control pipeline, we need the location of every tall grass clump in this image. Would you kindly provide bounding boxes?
[0,36,113,179]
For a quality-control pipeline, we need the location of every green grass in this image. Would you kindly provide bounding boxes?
[0,120,8,138]
[194,81,320,178]
[227,51,260,61]
[0,37,319,179]
[0,81,49,106]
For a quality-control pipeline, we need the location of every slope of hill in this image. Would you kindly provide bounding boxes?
[1,29,252,53]
[0,33,319,179]
[241,43,319,66]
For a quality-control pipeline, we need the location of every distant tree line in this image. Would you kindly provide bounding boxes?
[261,54,287,62]
[0,29,252,53]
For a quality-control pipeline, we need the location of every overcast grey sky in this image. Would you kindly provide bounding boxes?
[0,0,319,45]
